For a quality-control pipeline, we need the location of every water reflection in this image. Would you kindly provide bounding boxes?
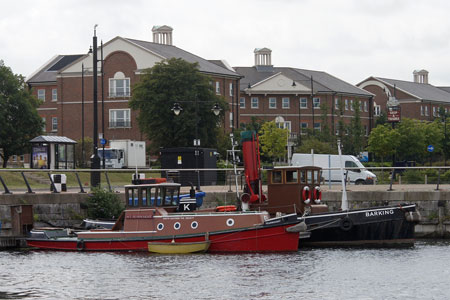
[0,240,449,299]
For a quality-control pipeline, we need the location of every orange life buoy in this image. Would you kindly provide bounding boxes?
[216,205,237,212]
[302,186,310,204]
[314,186,321,204]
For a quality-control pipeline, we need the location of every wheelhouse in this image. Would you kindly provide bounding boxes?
[125,183,181,210]
[250,166,327,215]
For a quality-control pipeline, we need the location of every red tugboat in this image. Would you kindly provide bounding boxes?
[27,182,302,252]
[240,131,420,247]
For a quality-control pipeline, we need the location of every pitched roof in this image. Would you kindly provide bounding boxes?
[125,38,240,78]
[438,86,450,94]
[27,55,84,84]
[234,66,373,97]
[375,77,450,102]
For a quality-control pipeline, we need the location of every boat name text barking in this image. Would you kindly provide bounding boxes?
[366,210,394,217]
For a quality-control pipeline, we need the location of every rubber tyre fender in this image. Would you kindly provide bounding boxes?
[339,217,353,231]
[76,240,85,251]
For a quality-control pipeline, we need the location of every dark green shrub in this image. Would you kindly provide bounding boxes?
[85,187,124,219]
[402,169,424,184]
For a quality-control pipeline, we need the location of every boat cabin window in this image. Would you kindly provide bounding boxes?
[140,187,158,207]
[161,186,179,206]
[126,185,180,207]
[285,170,298,183]
[307,170,313,184]
[300,170,306,183]
[314,170,321,183]
[271,171,283,184]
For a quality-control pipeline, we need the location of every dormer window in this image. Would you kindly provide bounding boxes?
[109,72,130,97]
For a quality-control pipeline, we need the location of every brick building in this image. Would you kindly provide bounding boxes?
[358,70,450,121]
[234,48,374,139]
[26,26,241,149]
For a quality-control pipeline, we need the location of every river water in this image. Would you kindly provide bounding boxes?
[0,240,449,300]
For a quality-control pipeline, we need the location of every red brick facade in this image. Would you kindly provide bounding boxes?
[29,51,240,146]
[239,93,373,136]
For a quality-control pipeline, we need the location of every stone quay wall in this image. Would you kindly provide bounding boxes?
[0,187,449,238]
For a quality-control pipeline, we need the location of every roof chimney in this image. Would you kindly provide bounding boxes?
[413,69,429,84]
[254,48,273,72]
[152,25,173,45]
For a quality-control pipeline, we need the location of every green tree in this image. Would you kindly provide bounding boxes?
[75,137,93,168]
[0,61,43,167]
[318,104,333,143]
[344,99,365,155]
[367,124,400,162]
[129,58,227,153]
[295,135,337,154]
[85,187,124,219]
[259,121,289,162]
[423,120,443,162]
[375,111,387,127]
[395,118,426,162]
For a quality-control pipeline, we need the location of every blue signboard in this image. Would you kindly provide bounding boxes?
[427,145,434,153]
[100,138,107,145]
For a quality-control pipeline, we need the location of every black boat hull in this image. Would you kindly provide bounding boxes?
[299,204,418,247]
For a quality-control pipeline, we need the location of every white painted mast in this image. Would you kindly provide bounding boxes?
[338,140,348,211]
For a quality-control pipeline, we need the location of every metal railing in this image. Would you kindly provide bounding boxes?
[1,166,450,194]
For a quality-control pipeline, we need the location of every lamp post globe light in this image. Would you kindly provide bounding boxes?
[171,100,222,190]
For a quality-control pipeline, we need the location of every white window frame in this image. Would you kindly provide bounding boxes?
[300,98,307,109]
[300,122,308,134]
[42,117,46,132]
[38,89,45,101]
[215,82,220,94]
[229,112,233,128]
[350,100,354,111]
[374,105,381,116]
[335,98,339,110]
[364,101,368,112]
[229,83,233,96]
[251,97,259,109]
[313,97,320,109]
[52,88,57,101]
[345,99,349,110]
[240,97,245,109]
[359,101,362,112]
[420,105,424,116]
[425,106,429,116]
[284,121,291,132]
[269,97,277,109]
[109,72,130,97]
[282,97,290,109]
[109,109,131,128]
[433,107,437,117]
[313,122,321,131]
[51,117,58,132]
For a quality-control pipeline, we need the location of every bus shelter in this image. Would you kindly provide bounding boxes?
[30,136,77,169]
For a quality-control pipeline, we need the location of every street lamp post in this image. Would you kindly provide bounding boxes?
[90,24,101,187]
[172,101,221,190]
[81,63,85,168]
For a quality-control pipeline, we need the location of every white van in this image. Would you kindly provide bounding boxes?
[291,153,376,185]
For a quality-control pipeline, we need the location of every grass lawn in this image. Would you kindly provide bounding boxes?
[0,170,163,190]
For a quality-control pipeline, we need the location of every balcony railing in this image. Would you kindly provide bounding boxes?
[109,120,131,128]
[109,91,131,98]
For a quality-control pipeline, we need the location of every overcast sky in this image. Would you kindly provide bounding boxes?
[2,0,450,86]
